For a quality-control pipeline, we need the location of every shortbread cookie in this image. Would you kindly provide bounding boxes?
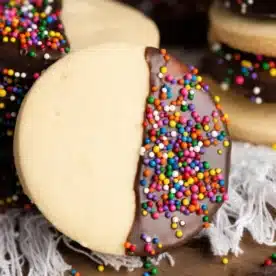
[219,0,276,18]
[14,43,231,256]
[61,0,159,50]
[209,2,276,57]
[0,0,159,209]
[202,76,276,146]
[0,0,69,208]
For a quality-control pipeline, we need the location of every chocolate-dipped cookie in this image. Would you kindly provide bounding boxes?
[220,0,276,18]
[0,0,160,209]
[0,0,69,208]
[14,43,231,256]
[209,2,276,58]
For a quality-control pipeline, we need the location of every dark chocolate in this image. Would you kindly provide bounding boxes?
[126,48,231,256]
[219,0,276,19]
[0,0,69,208]
[201,42,276,103]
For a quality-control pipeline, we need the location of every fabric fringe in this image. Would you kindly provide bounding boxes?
[0,211,174,275]
[0,211,70,276]
[206,142,276,257]
[1,142,276,274]
[19,214,71,276]
[62,237,175,272]
[0,210,24,276]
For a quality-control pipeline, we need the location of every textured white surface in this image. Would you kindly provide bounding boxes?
[207,142,276,256]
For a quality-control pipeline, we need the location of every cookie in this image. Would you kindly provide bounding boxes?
[219,0,276,19]
[61,0,160,51]
[201,76,276,146]
[0,0,69,208]
[14,43,231,256]
[202,40,276,104]
[209,2,276,57]
[0,0,159,209]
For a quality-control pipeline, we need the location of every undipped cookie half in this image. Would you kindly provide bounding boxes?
[14,43,231,256]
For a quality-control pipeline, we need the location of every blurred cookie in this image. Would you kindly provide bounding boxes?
[202,76,276,146]
[202,40,276,104]
[209,2,276,57]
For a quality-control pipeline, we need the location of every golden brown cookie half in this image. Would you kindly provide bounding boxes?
[209,1,276,57]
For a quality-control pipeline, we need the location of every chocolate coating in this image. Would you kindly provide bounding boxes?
[219,0,276,19]
[126,47,231,256]
[202,42,276,103]
[0,0,69,208]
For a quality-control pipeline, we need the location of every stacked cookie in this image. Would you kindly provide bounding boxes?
[202,0,276,146]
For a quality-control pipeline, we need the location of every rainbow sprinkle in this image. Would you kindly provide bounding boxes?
[207,42,276,104]
[125,49,230,265]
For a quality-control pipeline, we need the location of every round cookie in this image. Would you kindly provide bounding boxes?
[61,0,160,50]
[219,0,276,18]
[209,2,276,57]
[14,43,231,256]
[0,0,159,209]
[202,76,276,146]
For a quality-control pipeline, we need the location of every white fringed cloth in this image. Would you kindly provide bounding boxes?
[1,142,276,276]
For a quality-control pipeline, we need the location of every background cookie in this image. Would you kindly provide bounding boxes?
[0,0,159,209]
[202,38,276,103]
[0,0,69,209]
[202,76,276,146]
[61,0,160,50]
[14,43,230,256]
[209,2,276,57]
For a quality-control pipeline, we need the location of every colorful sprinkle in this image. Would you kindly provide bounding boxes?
[222,257,229,265]
[126,49,229,264]
[209,42,276,104]
[97,265,105,272]
[264,258,273,266]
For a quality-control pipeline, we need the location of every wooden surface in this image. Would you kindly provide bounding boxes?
[62,234,275,276]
